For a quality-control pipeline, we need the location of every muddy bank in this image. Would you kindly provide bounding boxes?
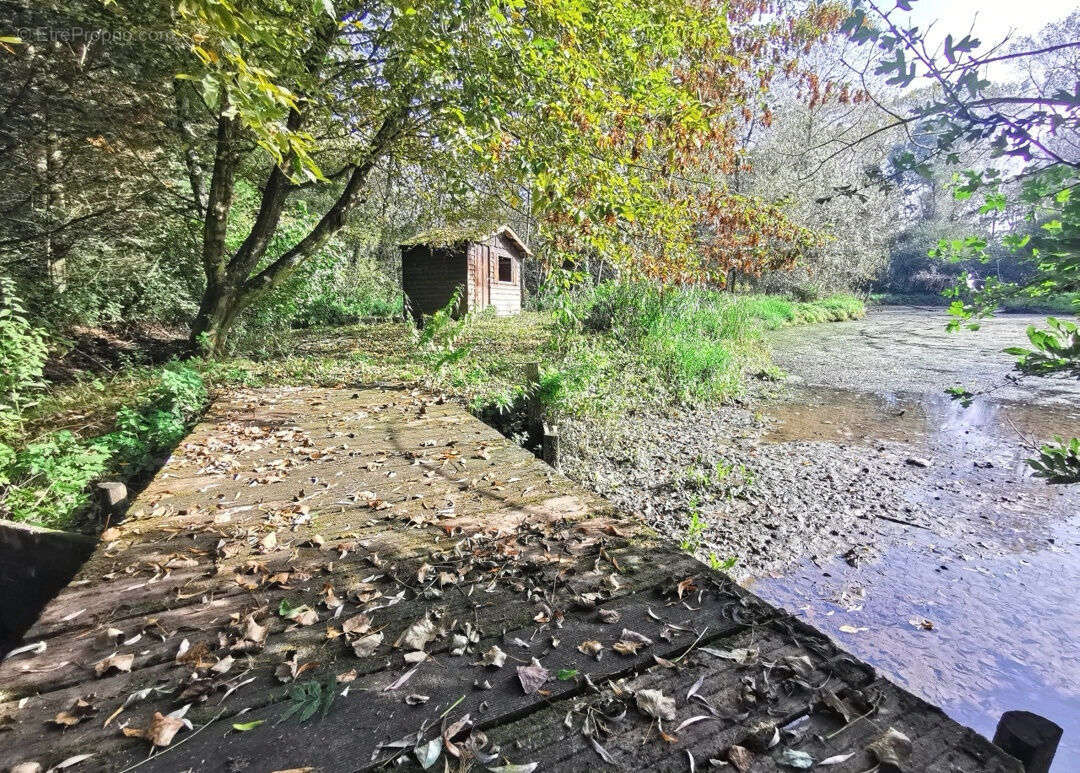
[557,306,1080,768]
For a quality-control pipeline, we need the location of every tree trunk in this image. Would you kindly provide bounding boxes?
[190,282,244,355]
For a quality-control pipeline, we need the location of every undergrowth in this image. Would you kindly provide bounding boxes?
[1,361,207,529]
[204,282,863,421]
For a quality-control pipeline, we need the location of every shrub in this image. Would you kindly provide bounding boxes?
[0,362,206,528]
[3,432,113,526]
[0,276,49,434]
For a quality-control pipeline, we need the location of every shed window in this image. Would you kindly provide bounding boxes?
[498,256,513,283]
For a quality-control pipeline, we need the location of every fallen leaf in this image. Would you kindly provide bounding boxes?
[699,646,757,665]
[675,715,716,732]
[486,763,538,773]
[868,727,912,767]
[516,660,550,695]
[478,645,507,668]
[577,640,604,660]
[406,693,431,705]
[241,616,267,646]
[280,603,319,626]
[820,752,856,765]
[635,689,675,721]
[727,745,753,773]
[232,720,265,731]
[9,763,43,773]
[351,632,384,657]
[4,641,46,659]
[51,698,97,727]
[144,711,189,747]
[50,754,94,770]
[94,652,134,677]
[395,616,437,651]
[342,614,372,636]
[414,737,442,769]
[597,608,620,624]
[620,628,653,645]
[591,736,616,764]
[385,666,419,691]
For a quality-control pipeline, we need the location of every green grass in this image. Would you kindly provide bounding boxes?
[738,293,865,329]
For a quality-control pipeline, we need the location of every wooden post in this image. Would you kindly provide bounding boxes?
[96,481,128,516]
[542,423,560,471]
[524,362,541,420]
[993,711,1061,773]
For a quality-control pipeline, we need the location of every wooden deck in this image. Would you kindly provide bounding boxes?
[0,387,1021,772]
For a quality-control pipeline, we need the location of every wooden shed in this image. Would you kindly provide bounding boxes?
[401,225,532,323]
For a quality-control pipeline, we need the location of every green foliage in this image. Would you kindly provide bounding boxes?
[557,283,862,407]
[2,432,113,528]
[106,362,208,474]
[680,505,706,553]
[708,553,738,573]
[1,363,206,528]
[279,679,336,724]
[410,287,474,372]
[0,276,49,433]
[1028,437,1080,484]
[1003,318,1080,375]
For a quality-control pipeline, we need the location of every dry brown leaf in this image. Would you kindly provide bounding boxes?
[342,614,372,637]
[477,645,507,668]
[597,608,621,624]
[351,632,384,657]
[395,615,437,651]
[94,652,134,677]
[636,689,675,721]
[577,640,604,660]
[516,661,550,695]
[727,745,753,773]
[51,698,97,727]
[242,615,267,646]
[144,711,188,747]
[620,628,654,646]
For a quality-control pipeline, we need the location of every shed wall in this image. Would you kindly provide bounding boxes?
[401,245,467,322]
[470,233,522,316]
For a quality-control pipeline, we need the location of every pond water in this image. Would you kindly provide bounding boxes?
[752,306,1080,769]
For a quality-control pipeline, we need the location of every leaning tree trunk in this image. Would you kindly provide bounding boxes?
[188,102,406,356]
[190,280,248,355]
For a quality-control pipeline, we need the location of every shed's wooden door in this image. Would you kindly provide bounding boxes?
[475,246,491,310]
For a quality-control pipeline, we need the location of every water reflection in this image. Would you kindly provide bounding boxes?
[753,385,1080,770]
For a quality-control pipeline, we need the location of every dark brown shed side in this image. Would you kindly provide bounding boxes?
[401,244,468,324]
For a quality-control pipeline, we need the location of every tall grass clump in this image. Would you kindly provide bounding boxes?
[569,282,767,403]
